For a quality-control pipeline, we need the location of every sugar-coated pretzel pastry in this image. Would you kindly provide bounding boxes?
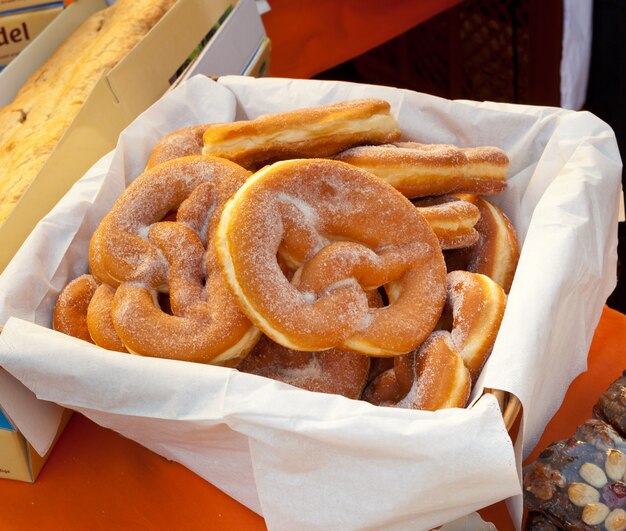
[216,158,447,356]
[444,270,506,381]
[146,124,209,169]
[363,332,471,410]
[201,99,402,170]
[238,335,371,399]
[87,284,127,352]
[397,332,471,410]
[361,350,414,405]
[446,194,520,293]
[362,270,505,410]
[53,274,99,343]
[238,290,382,398]
[88,156,259,365]
[366,356,394,385]
[89,156,251,289]
[52,97,515,408]
[412,195,480,250]
[53,274,127,352]
[334,141,508,198]
[111,221,260,365]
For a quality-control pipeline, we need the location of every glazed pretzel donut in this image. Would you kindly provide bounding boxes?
[238,335,371,399]
[202,99,402,170]
[53,275,126,351]
[445,194,520,293]
[53,274,99,343]
[87,284,127,352]
[334,141,508,198]
[362,332,471,410]
[216,158,447,356]
[87,156,259,364]
[111,222,260,365]
[89,156,251,289]
[444,270,506,381]
[363,270,506,409]
[238,291,382,398]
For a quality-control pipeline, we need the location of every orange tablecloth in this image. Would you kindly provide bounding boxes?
[261,0,463,79]
[0,306,624,530]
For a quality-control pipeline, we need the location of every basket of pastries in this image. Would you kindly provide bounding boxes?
[0,76,621,530]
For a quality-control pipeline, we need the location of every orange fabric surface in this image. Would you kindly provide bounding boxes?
[261,0,463,79]
[0,306,623,529]
[0,415,266,530]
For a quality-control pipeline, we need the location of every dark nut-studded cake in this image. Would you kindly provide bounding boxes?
[524,371,626,530]
[594,371,626,440]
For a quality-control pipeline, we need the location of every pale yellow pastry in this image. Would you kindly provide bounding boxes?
[0,0,177,224]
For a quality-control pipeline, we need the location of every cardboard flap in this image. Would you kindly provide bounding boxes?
[0,71,124,275]
[177,0,263,80]
[105,0,235,117]
[242,38,270,77]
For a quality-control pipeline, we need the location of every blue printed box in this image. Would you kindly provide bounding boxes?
[0,408,14,431]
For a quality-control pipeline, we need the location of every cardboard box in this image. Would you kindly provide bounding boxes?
[172,0,265,84]
[0,3,63,68]
[243,37,270,77]
[0,406,70,482]
[0,0,63,14]
[0,0,268,275]
[0,331,73,482]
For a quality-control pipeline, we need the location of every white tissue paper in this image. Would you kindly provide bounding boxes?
[0,75,621,530]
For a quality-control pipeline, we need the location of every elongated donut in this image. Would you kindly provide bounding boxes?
[89,156,251,289]
[86,284,127,352]
[412,195,480,250]
[111,178,260,364]
[334,142,508,198]
[146,124,209,169]
[216,158,447,356]
[446,194,520,293]
[53,274,99,343]
[202,99,402,170]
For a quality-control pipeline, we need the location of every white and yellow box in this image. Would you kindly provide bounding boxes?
[0,374,71,482]
[0,0,59,14]
[0,2,64,68]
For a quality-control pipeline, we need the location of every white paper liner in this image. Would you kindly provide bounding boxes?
[0,75,622,529]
